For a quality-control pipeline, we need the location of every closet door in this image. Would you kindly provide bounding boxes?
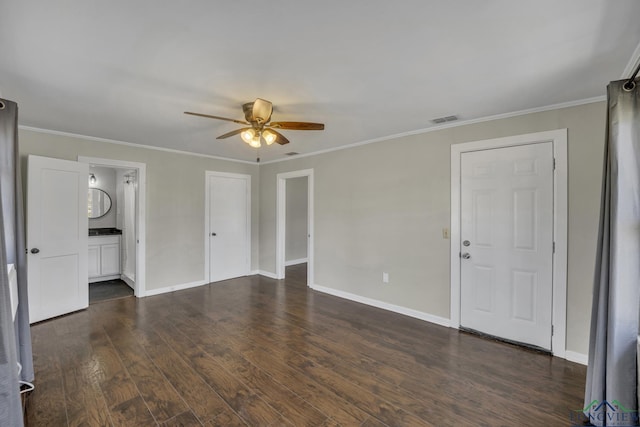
[207,172,250,283]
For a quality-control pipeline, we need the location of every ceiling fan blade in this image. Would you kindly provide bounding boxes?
[252,98,273,124]
[184,111,249,125]
[268,121,324,131]
[216,128,247,139]
[269,129,290,145]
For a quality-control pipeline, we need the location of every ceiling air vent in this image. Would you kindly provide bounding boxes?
[431,115,459,124]
[285,152,299,156]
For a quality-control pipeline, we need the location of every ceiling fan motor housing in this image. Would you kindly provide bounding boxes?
[243,98,273,125]
[242,102,256,123]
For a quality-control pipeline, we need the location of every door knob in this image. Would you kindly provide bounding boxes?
[30,248,40,254]
[211,232,217,236]
[463,240,470,247]
[462,252,471,259]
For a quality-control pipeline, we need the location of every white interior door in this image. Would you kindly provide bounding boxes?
[460,142,553,350]
[27,155,88,323]
[208,173,250,283]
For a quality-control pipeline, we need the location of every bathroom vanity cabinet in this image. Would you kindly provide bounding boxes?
[88,234,121,282]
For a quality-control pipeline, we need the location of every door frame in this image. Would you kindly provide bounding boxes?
[78,156,147,297]
[450,129,568,358]
[204,171,251,283]
[276,169,314,285]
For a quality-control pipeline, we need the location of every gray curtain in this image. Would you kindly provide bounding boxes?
[584,79,640,426]
[0,98,32,426]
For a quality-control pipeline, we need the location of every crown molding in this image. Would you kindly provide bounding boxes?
[20,94,606,167]
[622,39,640,79]
[18,125,257,165]
[260,95,605,165]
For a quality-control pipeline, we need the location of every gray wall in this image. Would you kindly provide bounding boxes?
[285,176,308,262]
[18,100,605,355]
[19,129,260,291]
[88,165,117,228]
[259,101,606,356]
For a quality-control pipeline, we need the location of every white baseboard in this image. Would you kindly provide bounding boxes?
[142,279,207,297]
[254,270,278,279]
[285,258,308,266]
[309,284,451,328]
[565,351,588,365]
[120,274,135,290]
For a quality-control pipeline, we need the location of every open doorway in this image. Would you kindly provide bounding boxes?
[285,176,308,267]
[276,169,314,285]
[79,156,146,298]
[87,165,137,303]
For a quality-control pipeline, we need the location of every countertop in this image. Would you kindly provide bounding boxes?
[89,228,122,236]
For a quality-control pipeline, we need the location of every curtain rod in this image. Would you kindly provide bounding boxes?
[623,60,640,90]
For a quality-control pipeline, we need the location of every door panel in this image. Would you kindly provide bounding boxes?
[511,270,536,321]
[208,174,250,283]
[513,189,537,249]
[460,142,553,350]
[472,266,494,312]
[39,254,80,315]
[27,155,88,323]
[473,191,494,246]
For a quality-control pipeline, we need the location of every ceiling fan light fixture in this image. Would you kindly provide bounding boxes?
[240,128,257,143]
[262,129,277,145]
[249,135,261,148]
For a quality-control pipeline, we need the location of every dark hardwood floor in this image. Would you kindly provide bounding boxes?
[25,264,586,426]
[90,279,134,304]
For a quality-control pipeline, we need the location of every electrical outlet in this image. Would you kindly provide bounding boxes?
[382,272,389,283]
[442,228,449,239]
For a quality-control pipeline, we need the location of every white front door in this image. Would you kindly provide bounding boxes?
[208,173,250,283]
[460,142,553,350]
[27,155,88,323]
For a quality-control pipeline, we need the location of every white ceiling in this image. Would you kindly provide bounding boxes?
[1,1,639,163]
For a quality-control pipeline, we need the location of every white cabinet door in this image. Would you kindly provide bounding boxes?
[88,245,100,278]
[460,142,553,350]
[88,236,121,282]
[27,155,88,323]
[100,243,120,276]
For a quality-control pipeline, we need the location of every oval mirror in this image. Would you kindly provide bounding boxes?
[88,188,112,219]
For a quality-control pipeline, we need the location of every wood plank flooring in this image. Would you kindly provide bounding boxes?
[89,279,134,304]
[25,264,586,426]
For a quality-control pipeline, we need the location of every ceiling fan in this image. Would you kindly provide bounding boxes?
[184,98,324,148]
